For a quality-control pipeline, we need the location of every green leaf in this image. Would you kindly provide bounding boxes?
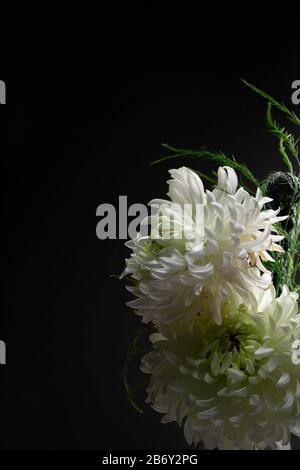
[242,79,300,127]
[123,326,153,414]
[151,143,259,188]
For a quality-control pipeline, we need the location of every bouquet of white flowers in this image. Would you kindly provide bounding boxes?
[120,82,300,450]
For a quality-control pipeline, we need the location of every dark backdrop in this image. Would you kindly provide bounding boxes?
[1,9,300,449]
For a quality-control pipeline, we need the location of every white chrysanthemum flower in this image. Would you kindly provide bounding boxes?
[141,286,300,450]
[123,166,287,325]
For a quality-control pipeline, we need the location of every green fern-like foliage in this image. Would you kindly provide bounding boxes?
[152,144,259,193]
[243,80,300,294]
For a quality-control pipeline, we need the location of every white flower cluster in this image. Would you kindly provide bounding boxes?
[122,166,300,450]
[124,167,286,325]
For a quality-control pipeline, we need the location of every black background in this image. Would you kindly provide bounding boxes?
[1,8,300,450]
